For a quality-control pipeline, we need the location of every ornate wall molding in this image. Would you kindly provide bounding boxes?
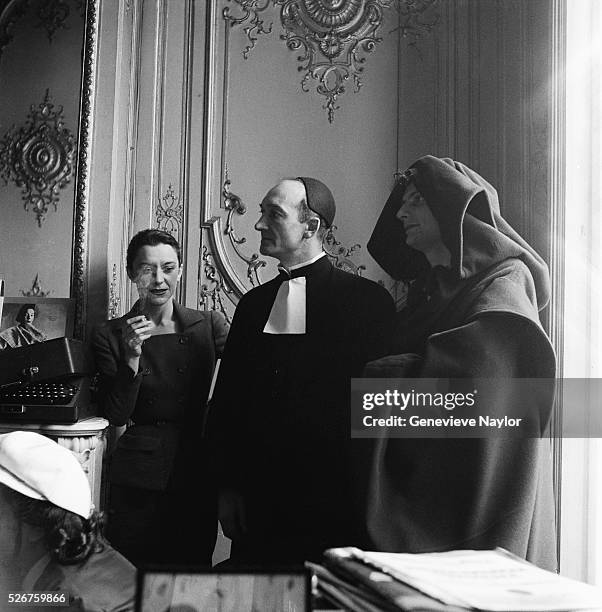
[155,183,184,239]
[222,0,273,59]
[71,0,97,339]
[36,0,71,42]
[199,246,233,322]
[323,226,365,275]
[108,263,120,319]
[223,0,439,122]
[222,176,267,287]
[21,273,51,296]
[0,0,85,59]
[0,89,76,226]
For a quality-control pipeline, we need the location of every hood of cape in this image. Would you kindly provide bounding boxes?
[367,155,551,312]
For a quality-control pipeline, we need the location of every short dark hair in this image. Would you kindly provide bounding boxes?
[297,197,327,239]
[15,304,37,325]
[6,487,106,565]
[126,229,182,273]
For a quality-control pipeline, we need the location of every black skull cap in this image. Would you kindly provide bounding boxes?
[296,177,336,227]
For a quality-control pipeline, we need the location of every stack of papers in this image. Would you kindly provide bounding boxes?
[309,548,602,611]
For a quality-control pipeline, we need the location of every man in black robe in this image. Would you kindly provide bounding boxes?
[209,177,394,563]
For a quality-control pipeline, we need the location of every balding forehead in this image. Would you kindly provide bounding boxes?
[270,179,305,203]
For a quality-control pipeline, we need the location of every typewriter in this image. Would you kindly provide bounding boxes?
[0,338,96,423]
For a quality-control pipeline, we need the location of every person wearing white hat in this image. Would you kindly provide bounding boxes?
[0,431,135,611]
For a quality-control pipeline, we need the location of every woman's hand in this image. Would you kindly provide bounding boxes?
[122,315,154,372]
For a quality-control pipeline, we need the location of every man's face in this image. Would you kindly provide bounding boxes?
[23,309,35,324]
[255,180,308,262]
[396,183,444,254]
[128,243,182,307]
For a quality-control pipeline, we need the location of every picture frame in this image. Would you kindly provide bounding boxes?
[136,566,310,612]
[0,297,75,349]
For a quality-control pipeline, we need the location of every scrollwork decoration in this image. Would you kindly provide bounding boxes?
[21,273,52,297]
[223,0,273,59]
[223,0,439,122]
[199,246,233,322]
[1,0,89,61]
[222,176,267,286]
[36,0,71,42]
[0,89,76,227]
[279,0,391,122]
[323,226,366,275]
[391,0,440,51]
[108,263,120,319]
[155,183,184,240]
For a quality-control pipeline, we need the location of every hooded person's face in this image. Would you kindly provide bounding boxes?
[396,183,444,255]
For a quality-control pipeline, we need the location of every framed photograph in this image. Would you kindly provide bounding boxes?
[0,297,75,350]
[136,567,310,612]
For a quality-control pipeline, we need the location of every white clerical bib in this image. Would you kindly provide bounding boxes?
[263,276,307,334]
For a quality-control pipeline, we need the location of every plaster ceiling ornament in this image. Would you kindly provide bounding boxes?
[223,0,439,122]
[0,89,76,227]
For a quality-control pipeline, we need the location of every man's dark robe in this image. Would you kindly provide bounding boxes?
[366,156,557,570]
[208,255,395,563]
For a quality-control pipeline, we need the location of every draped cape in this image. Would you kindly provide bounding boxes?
[366,156,557,570]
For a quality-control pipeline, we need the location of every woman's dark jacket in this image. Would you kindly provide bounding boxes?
[91,302,228,491]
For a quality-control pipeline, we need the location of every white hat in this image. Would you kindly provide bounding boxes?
[0,431,92,519]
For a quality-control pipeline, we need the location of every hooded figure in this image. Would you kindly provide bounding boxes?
[366,155,557,570]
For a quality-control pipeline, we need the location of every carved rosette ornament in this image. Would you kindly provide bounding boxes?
[0,90,76,227]
[224,0,439,122]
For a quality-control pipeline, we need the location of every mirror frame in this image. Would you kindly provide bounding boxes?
[0,0,97,340]
[71,0,98,339]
